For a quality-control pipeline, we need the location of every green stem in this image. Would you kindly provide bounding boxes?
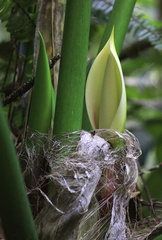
[98,0,137,55]
[0,103,38,240]
[54,0,92,134]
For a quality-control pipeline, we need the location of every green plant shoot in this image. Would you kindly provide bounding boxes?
[28,32,55,133]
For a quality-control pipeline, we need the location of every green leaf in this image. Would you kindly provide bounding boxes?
[85,29,126,132]
[0,0,13,19]
[0,102,38,240]
[28,32,55,133]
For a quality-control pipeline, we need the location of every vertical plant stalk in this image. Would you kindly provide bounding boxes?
[52,0,65,90]
[0,103,38,240]
[98,0,137,55]
[54,0,92,134]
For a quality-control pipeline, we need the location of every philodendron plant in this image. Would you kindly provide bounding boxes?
[0,0,138,239]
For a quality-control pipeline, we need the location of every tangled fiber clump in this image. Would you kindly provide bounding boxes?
[23,129,143,240]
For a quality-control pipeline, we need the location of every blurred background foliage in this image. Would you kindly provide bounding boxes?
[0,0,162,217]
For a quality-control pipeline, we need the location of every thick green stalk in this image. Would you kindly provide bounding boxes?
[0,104,38,240]
[54,0,92,134]
[98,0,136,55]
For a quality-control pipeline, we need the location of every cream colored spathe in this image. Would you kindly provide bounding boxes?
[85,28,126,132]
